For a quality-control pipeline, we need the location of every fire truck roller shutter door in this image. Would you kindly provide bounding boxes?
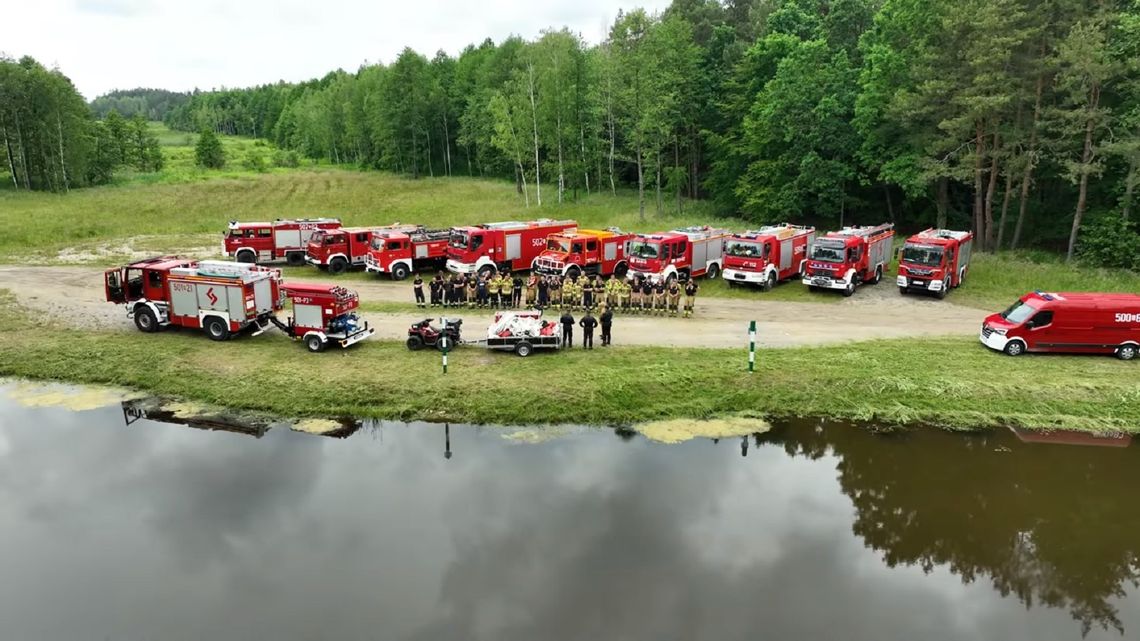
[780,240,793,271]
[506,234,522,261]
[170,282,199,318]
[197,283,229,314]
[294,304,323,330]
[604,241,618,262]
[692,241,707,271]
[416,244,429,259]
[227,286,245,321]
[253,278,273,314]
[276,229,301,248]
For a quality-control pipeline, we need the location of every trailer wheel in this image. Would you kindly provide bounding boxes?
[204,317,230,341]
[706,264,720,280]
[305,335,326,353]
[1117,344,1138,361]
[328,257,349,275]
[842,282,855,297]
[514,341,533,357]
[391,263,410,280]
[406,335,424,351]
[236,250,256,264]
[286,252,306,267]
[763,272,776,292]
[134,306,159,333]
[1003,340,1026,357]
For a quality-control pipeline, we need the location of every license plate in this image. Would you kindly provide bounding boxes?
[911,279,925,286]
[813,278,829,286]
[734,274,745,280]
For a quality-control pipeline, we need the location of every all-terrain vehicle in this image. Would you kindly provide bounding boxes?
[406,318,463,351]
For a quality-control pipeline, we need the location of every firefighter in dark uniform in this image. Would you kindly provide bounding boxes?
[456,274,468,307]
[582,276,594,310]
[600,306,613,346]
[512,273,523,308]
[579,310,598,350]
[631,276,643,313]
[667,279,682,317]
[413,274,426,308]
[640,279,654,315]
[684,277,699,318]
[653,280,667,316]
[537,275,549,308]
[430,272,444,307]
[560,310,575,348]
[476,274,489,308]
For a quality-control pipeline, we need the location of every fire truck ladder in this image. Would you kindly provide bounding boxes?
[837,223,894,238]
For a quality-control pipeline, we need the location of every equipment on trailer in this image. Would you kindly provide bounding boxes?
[307,223,423,274]
[722,224,816,290]
[897,228,974,299]
[224,218,342,266]
[445,218,578,277]
[364,227,450,280]
[406,318,464,352]
[532,228,632,279]
[480,311,562,357]
[802,223,895,297]
[272,283,375,352]
[104,257,283,341]
[626,226,732,284]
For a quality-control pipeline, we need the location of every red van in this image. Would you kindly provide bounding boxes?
[980,291,1140,360]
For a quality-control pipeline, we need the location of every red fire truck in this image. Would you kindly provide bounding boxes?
[722,224,816,290]
[364,228,450,280]
[897,228,974,299]
[980,291,1140,360]
[445,219,577,277]
[224,218,342,266]
[104,257,283,340]
[802,223,895,296]
[307,224,422,274]
[531,228,632,278]
[625,226,732,284]
[273,283,375,352]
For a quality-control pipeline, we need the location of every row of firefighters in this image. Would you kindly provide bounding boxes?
[414,272,701,317]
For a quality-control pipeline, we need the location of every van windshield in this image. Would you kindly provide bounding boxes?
[1000,300,1039,325]
[902,244,944,267]
[810,243,845,263]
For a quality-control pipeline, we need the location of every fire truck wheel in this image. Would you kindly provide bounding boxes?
[305,335,326,353]
[286,252,306,267]
[478,265,496,280]
[406,335,425,351]
[706,264,720,280]
[1003,340,1026,357]
[236,250,256,264]
[391,263,410,280]
[514,341,533,357]
[203,317,230,341]
[842,282,855,297]
[566,265,582,280]
[870,266,883,284]
[667,273,679,287]
[898,286,907,296]
[134,307,159,333]
[1117,344,1138,361]
[614,262,629,278]
[763,272,776,291]
[937,278,949,300]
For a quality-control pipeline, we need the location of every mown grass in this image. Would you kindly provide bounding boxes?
[1,290,1135,431]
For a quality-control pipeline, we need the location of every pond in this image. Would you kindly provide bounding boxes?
[0,384,1137,640]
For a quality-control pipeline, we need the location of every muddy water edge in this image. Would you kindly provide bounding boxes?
[0,382,1137,641]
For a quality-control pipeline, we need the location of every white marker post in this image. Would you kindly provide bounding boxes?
[441,317,449,374]
[748,320,756,373]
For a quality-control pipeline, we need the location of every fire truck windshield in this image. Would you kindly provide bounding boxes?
[450,231,469,249]
[628,241,660,259]
[371,237,385,251]
[323,233,343,245]
[902,244,944,267]
[726,241,763,258]
[809,243,844,263]
[1001,300,1039,324]
[547,238,571,252]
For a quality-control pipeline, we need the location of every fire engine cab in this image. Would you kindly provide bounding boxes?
[897,228,973,299]
[105,257,283,341]
[364,228,450,280]
[224,218,341,266]
[626,226,731,284]
[446,219,577,277]
[980,291,1140,360]
[532,228,632,278]
[273,283,375,352]
[307,224,421,274]
[803,223,894,296]
[722,224,815,290]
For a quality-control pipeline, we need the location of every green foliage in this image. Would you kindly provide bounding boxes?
[273,149,300,168]
[1077,214,1140,270]
[243,148,267,173]
[194,128,225,169]
[89,88,190,120]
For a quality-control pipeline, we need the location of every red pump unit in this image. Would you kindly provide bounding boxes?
[274,283,375,352]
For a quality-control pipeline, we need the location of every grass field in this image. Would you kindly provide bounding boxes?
[0,290,1135,431]
[2,123,1138,310]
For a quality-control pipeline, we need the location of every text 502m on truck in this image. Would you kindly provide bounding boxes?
[980,291,1140,360]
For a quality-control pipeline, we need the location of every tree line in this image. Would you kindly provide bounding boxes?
[90,88,190,121]
[162,0,1140,258]
[1,56,164,190]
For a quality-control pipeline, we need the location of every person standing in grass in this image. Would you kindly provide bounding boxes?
[560,309,575,348]
[631,277,642,313]
[684,278,699,318]
[579,310,597,350]
[413,274,426,308]
[600,306,613,346]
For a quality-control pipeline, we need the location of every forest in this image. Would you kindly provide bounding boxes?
[4,0,1140,261]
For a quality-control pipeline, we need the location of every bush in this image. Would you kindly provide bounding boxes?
[1078,215,1140,270]
[274,150,300,168]
[194,129,225,169]
[243,150,268,173]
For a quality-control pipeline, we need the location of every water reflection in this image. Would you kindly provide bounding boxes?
[0,392,1136,641]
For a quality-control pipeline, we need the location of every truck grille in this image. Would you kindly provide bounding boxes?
[981,324,993,339]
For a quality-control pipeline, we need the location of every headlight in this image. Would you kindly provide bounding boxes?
[993,328,1007,335]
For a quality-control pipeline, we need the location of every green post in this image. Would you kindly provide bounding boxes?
[748,320,756,373]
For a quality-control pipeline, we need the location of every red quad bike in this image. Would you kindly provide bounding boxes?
[406,318,463,352]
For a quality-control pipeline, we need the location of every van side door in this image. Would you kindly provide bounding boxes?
[1024,310,1055,351]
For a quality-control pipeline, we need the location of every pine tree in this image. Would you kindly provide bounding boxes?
[195,128,225,169]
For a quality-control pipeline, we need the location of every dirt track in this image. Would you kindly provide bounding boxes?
[0,266,985,348]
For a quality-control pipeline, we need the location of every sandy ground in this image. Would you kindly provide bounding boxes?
[0,265,985,348]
